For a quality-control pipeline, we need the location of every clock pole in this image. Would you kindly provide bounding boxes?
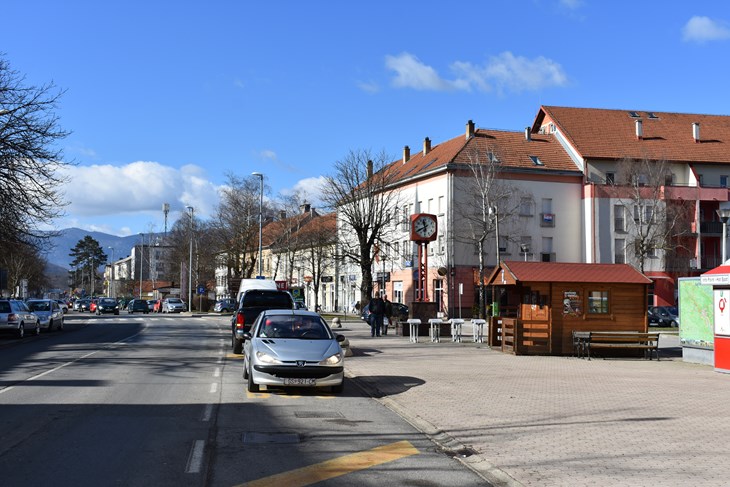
[417,241,429,302]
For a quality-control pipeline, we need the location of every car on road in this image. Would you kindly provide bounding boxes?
[126,299,150,314]
[162,298,186,313]
[213,298,235,313]
[649,306,679,327]
[27,299,64,331]
[96,297,120,315]
[0,299,40,338]
[231,288,295,354]
[55,299,69,314]
[361,301,409,325]
[76,298,92,312]
[242,309,345,393]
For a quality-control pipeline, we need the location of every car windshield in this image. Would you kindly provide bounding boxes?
[168,299,182,304]
[101,298,116,305]
[0,302,10,313]
[257,315,330,339]
[28,301,51,311]
[243,291,292,308]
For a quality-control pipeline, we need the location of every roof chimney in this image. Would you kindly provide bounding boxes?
[423,137,431,155]
[300,203,311,214]
[635,119,643,140]
[693,122,700,143]
[403,145,410,164]
[367,159,373,179]
[524,127,531,141]
[466,120,475,140]
[278,210,287,220]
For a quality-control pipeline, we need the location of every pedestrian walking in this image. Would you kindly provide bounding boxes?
[368,293,385,337]
[383,295,393,336]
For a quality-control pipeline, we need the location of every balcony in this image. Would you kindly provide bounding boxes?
[700,221,724,235]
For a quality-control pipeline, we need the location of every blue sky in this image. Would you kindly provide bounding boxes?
[4,0,730,236]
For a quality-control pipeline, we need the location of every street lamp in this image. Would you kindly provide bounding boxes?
[187,206,194,311]
[520,244,530,262]
[488,206,501,264]
[138,234,144,300]
[108,246,115,298]
[717,208,730,264]
[252,172,264,278]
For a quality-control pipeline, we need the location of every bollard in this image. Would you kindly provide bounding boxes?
[471,319,486,343]
[450,319,464,342]
[407,319,421,343]
[428,318,442,343]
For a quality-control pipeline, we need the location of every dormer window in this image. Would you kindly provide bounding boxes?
[529,155,544,166]
[628,111,640,118]
[488,151,500,164]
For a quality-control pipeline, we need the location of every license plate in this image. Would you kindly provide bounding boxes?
[284,378,316,386]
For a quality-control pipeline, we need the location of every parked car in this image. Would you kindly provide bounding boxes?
[162,298,186,313]
[126,299,150,314]
[27,299,64,331]
[213,298,235,313]
[242,309,345,393]
[77,298,92,312]
[96,297,120,315]
[651,306,679,327]
[146,300,157,312]
[294,301,308,310]
[0,299,40,338]
[55,299,69,314]
[361,302,409,324]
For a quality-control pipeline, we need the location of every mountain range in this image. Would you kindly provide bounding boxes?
[42,228,158,270]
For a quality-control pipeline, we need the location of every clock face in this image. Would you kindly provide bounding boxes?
[414,216,436,238]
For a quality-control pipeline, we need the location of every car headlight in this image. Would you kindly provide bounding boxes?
[319,353,343,366]
[256,351,282,364]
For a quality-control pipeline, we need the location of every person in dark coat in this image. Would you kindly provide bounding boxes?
[368,293,385,337]
[383,295,393,336]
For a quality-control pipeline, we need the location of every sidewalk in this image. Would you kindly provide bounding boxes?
[339,318,730,487]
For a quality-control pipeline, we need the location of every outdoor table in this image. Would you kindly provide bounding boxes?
[428,319,442,342]
[450,319,464,342]
[471,319,486,343]
[407,319,421,343]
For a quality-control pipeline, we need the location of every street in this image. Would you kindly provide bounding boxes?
[0,314,486,487]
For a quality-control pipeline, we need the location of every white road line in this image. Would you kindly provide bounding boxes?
[217,357,223,364]
[201,403,213,422]
[185,440,205,473]
[210,383,218,393]
[0,329,146,395]
[213,367,220,378]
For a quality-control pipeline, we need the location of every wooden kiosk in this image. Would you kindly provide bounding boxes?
[485,261,652,355]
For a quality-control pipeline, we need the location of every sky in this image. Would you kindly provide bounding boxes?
[4,0,730,237]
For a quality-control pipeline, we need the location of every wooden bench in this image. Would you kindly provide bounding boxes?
[572,331,660,361]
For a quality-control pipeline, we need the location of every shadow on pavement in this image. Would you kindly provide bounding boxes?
[349,374,425,398]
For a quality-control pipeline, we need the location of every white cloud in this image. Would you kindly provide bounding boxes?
[357,80,380,93]
[58,161,221,221]
[280,176,328,210]
[682,16,730,43]
[385,53,460,91]
[260,149,278,161]
[385,51,567,94]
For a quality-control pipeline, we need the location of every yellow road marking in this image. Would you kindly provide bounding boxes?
[241,440,419,487]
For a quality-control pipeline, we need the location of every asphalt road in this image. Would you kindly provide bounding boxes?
[0,313,486,487]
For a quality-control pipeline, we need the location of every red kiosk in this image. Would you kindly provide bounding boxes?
[700,264,730,373]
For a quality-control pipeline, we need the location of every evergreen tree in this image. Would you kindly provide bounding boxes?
[69,236,107,296]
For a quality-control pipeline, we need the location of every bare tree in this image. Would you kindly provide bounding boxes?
[320,149,401,304]
[272,192,314,283]
[296,213,336,310]
[1,240,47,297]
[453,145,523,318]
[0,56,71,252]
[611,156,693,273]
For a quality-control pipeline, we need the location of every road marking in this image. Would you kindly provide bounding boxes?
[201,403,213,422]
[240,440,419,487]
[185,440,205,473]
[210,383,218,393]
[213,367,220,377]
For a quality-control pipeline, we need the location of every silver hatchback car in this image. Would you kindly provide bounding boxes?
[27,299,64,332]
[0,299,40,338]
[243,309,345,393]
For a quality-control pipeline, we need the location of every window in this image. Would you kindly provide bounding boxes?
[529,155,544,166]
[614,238,626,263]
[393,241,400,257]
[614,205,625,232]
[587,291,609,314]
[541,237,554,262]
[402,240,409,259]
[488,151,500,164]
[498,236,508,253]
[427,198,433,213]
[665,173,674,186]
[699,174,704,186]
[520,197,533,216]
[628,111,640,118]
[542,198,553,214]
[438,235,445,254]
[606,172,615,185]
[722,176,729,188]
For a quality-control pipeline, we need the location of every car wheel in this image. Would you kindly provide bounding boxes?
[34,322,40,336]
[242,358,249,379]
[671,320,678,328]
[114,311,119,315]
[233,336,243,354]
[246,363,259,393]
[58,320,64,331]
[49,319,55,332]
[17,323,24,339]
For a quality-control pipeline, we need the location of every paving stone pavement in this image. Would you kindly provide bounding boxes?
[337,318,730,486]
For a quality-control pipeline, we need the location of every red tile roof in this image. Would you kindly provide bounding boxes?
[383,127,580,184]
[534,106,730,164]
[493,261,652,284]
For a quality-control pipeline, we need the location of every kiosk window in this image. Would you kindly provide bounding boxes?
[588,291,609,314]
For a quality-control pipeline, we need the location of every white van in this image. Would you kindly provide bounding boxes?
[236,279,278,304]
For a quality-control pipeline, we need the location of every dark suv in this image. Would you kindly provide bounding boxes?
[231,289,294,354]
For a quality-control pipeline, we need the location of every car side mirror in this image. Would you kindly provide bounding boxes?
[336,334,345,342]
[242,332,253,341]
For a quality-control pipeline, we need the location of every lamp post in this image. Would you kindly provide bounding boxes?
[138,234,144,300]
[108,246,115,298]
[252,172,264,278]
[717,208,730,264]
[488,205,500,318]
[520,244,530,262]
[187,206,194,311]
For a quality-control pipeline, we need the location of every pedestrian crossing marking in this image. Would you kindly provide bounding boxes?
[240,440,419,487]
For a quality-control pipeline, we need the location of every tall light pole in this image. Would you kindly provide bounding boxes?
[488,205,500,317]
[717,208,730,264]
[108,246,115,298]
[187,206,194,310]
[252,172,264,278]
[138,234,144,300]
